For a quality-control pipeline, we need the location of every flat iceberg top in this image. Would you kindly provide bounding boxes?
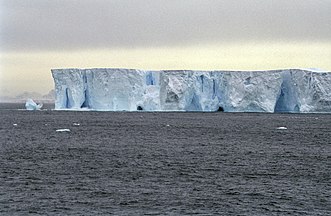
[52,68,329,73]
[51,68,331,113]
[300,68,329,73]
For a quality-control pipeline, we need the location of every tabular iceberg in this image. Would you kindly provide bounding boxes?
[51,68,331,113]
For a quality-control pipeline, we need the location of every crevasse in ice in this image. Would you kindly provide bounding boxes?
[51,68,331,112]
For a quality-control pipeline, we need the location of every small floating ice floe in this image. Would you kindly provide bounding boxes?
[56,129,71,132]
[276,127,288,130]
[25,99,43,110]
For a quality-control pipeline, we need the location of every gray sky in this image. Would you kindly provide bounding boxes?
[1,0,331,97]
[2,0,331,51]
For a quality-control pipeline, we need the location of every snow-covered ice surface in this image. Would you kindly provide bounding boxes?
[25,99,43,110]
[52,68,331,113]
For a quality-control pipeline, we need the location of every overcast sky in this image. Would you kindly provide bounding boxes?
[2,0,331,51]
[1,0,331,97]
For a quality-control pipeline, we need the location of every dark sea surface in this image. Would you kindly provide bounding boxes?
[0,103,330,215]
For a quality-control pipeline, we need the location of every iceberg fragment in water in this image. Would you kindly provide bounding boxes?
[276,127,288,130]
[56,129,71,132]
[25,99,43,110]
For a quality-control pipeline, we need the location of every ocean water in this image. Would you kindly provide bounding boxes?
[0,103,330,215]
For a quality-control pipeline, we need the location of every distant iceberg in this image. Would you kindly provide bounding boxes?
[51,68,331,113]
[25,99,43,110]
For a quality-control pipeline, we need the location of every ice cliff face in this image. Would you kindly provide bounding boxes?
[52,68,331,113]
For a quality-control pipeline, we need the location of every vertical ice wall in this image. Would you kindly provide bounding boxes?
[159,71,220,111]
[52,69,86,109]
[52,68,331,112]
[219,71,283,112]
[274,70,300,112]
[159,70,283,112]
[85,68,145,110]
[273,69,331,112]
[52,68,161,110]
[291,70,331,112]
